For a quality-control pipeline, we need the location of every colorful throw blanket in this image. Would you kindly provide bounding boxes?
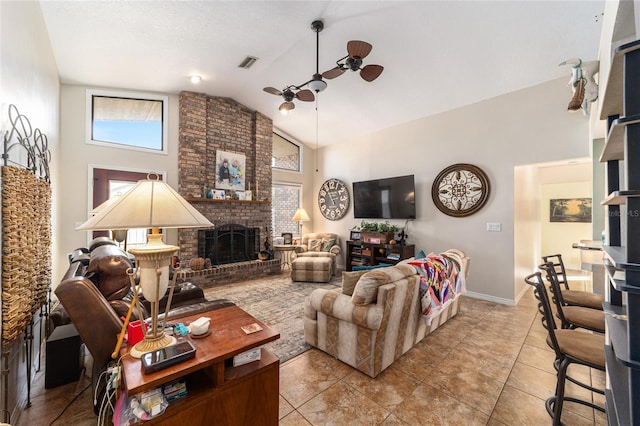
[408,252,466,323]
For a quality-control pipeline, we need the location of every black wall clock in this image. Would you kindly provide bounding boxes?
[431,163,490,217]
[318,178,350,220]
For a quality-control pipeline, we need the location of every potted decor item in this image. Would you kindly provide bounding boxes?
[358,221,399,244]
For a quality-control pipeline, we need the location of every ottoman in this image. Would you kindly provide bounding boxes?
[291,255,333,283]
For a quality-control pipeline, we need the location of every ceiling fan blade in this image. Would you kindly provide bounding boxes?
[295,89,315,102]
[263,87,283,96]
[360,64,384,82]
[279,101,295,112]
[322,66,345,80]
[347,40,372,59]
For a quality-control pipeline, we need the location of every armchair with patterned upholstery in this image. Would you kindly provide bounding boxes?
[295,232,341,273]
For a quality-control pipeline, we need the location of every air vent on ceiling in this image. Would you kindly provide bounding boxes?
[238,56,258,69]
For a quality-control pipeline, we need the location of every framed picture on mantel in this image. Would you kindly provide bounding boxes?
[216,150,246,191]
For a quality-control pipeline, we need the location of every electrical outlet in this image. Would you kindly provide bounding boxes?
[486,222,502,232]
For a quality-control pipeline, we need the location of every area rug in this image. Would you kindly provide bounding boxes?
[202,272,341,363]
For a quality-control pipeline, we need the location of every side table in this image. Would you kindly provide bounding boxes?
[273,244,297,270]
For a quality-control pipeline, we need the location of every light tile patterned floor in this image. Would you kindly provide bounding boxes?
[17,272,606,425]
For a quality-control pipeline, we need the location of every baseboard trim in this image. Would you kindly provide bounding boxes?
[514,284,532,304]
[464,291,516,306]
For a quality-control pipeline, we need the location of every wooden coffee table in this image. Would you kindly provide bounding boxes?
[120,305,280,425]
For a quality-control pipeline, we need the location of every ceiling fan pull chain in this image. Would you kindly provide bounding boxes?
[315,95,319,173]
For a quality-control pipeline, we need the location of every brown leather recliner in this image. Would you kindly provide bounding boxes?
[54,241,233,412]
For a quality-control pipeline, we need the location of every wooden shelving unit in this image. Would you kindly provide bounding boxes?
[599,38,640,426]
[346,240,414,271]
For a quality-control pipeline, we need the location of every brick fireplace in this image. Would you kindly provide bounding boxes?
[177,92,280,286]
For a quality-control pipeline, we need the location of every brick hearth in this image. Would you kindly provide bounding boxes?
[177,91,278,283]
[177,259,281,288]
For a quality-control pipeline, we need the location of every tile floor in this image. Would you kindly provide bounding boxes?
[16,273,606,426]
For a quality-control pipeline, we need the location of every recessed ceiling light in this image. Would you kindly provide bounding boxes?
[190,75,202,84]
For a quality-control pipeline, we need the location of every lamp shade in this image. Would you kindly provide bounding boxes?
[292,208,310,222]
[76,175,213,231]
[90,194,122,214]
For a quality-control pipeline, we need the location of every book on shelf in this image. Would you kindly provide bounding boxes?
[386,254,400,260]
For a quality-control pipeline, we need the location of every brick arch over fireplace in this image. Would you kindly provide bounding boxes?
[177,91,273,262]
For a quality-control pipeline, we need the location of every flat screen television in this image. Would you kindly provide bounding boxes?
[353,175,416,219]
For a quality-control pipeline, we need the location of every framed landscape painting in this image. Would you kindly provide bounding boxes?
[215,150,246,191]
[549,198,592,223]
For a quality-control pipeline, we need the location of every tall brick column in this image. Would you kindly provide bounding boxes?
[177,91,274,264]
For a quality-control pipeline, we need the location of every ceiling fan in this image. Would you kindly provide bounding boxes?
[263,19,383,113]
[262,85,315,114]
[322,40,384,82]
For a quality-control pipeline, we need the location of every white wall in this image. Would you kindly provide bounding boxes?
[514,164,542,303]
[314,77,590,302]
[57,85,179,285]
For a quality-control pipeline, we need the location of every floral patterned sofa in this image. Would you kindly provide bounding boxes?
[303,249,468,377]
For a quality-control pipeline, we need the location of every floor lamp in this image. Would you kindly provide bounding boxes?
[77,174,213,358]
[292,208,310,238]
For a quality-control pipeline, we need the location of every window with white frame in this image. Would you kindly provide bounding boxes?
[272,183,302,238]
[272,131,301,172]
[86,89,168,154]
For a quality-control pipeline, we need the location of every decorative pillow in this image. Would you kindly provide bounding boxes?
[416,249,426,259]
[308,239,322,251]
[321,238,336,252]
[341,270,368,296]
[351,269,392,305]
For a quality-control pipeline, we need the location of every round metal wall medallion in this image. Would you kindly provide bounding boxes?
[431,163,490,217]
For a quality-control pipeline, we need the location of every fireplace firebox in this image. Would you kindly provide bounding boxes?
[198,224,259,265]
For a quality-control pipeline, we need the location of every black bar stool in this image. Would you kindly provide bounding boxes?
[524,272,605,425]
[541,254,604,310]
[539,262,605,333]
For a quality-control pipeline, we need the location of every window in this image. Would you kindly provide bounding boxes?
[272,131,301,172]
[86,89,168,154]
[272,183,302,237]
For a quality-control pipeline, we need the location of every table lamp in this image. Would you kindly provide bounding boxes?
[76,174,213,358]
[292,208,310,237]
[91,194,128,247]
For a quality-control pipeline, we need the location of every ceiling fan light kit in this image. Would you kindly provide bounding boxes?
[263,19,384,112]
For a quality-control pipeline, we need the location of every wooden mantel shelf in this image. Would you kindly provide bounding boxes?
[185,196,270,204]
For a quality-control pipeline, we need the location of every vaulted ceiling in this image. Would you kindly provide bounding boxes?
[39,1,604,148]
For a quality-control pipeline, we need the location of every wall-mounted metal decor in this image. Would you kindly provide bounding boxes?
[2,104,51,183]
[431,163,490,217]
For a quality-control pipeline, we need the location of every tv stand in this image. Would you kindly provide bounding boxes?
[346,240,414,271]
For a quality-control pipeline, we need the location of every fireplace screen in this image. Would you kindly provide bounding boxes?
[198,224,259,265]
